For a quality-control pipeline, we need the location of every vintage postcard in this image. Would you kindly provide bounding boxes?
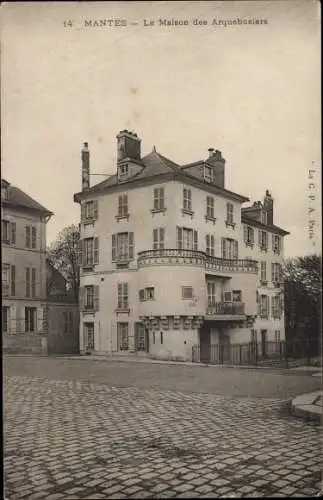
[1,1,321,499]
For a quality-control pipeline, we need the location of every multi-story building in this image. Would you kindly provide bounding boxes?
[2,179,79,354]
[74,131,289,362]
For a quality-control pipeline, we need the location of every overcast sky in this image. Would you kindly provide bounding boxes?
[1,1,321,256]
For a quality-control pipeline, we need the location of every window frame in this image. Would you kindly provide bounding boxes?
[117,322,129,350]
[182,286,193,300]
[183,188,192,212]
[25,307,37,333]
[206,196,215,219]
[153,187,165,211]
[117,282,129,310]
[84,285,94,310]
[2,220,10,244]
[205,234,215,256]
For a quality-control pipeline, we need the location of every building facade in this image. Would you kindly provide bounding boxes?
[2,179,78,355]
[74,131,289,362]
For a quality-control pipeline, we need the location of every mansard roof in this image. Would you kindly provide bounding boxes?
[74,150,248,203]
[1,179,53,216]
[242,214,290,236]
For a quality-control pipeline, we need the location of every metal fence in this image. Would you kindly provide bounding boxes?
[192,339,321,368]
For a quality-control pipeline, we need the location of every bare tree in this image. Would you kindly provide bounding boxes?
[47,224,80,302]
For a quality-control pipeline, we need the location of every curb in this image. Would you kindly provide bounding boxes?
[291,391,322,422]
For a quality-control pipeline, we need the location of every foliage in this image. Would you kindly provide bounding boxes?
[47,224,80,302]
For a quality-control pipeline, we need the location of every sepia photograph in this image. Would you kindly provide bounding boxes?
[1,1,321,498]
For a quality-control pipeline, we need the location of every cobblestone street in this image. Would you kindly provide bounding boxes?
[4,356,322,499]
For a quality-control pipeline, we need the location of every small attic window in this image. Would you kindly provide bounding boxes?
[118,163,129,181]
[204,166,213,183]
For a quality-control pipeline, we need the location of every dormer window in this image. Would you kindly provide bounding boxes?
[118,163,129,181]
[204,166,213,183]
[260,210,267,225]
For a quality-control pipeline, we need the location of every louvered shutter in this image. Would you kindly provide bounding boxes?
[93,200,99,220]
[81,203,86,222]
[193,230,198,250]
[153,229,158,250]
[221,237,226,259]
[205,234,209,252]
[94,285,100,311]
[211,235,215,255]
[112,234,117,261]
[10,222,16,245]
[25,226,30,248]
[26,268,30,297]
[160,228,165,249]
[82,239,86,266]
[271,263,274,282]
[124,282,129,308]
[11,265,16,296]
[243,225,248,242]
[176,227,182,249]
[233,240,238,259]
[258,230,262,246]
[94,237,99,264]
[117,283,122,308]
[31,268,36,297]
[79,287,85,311]
[250,227,254,244]
[128,232,134,259]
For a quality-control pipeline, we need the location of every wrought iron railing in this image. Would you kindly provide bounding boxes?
[206,301,245,316]
[137,249,258,273]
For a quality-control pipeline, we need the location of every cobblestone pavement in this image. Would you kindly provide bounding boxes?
[4,373,322,499]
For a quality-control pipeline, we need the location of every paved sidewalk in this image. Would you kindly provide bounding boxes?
[291,391,322,422]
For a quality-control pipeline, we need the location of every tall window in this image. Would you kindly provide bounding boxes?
[25,225,31,248]
[273,235,281,254]
[260,261,267,282]
[183,188,192,211]
[271,263,281,283]
[207,282,216,306]
[82,200,99,221]
[226,203,234,224]
[260,295,269,319]
[153,187,165,210]
[11,265,15,296]
[259,230,268,251]
[221,238,238,259]
[177,227,198,250]
[2,306,9,333]
[26,268,30,297]
[118,194,128,216]
[85,286,94,310]
[83,237,99,266]
[153,228,165,250]
[244,225,254,246]
[250,329,257,343]
[2,264,10,296]
[204,166,213,183]
[205,234,215,256]
[275,330,281,344]
[118,322,129,350]
[2,220,10,243]
[25,307,36,333]
[117,282,129,309]
[260,211,267,224]
[135,323,146,351]
[272,296,281,319]
[112,233,134,262]
[206,196,215,219]
[31,268,36,297]
[84,323,95,350]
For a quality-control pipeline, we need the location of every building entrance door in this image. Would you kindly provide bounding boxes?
[261,329,267,358]
[200,326,210,363]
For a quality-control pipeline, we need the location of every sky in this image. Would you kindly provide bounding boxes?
[1,0,321,257]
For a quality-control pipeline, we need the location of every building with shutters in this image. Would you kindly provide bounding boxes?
[2,179,79,354]
[74,131,289,362]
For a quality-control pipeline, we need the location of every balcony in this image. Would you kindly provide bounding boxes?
[137,249,258,274]
[206,301,245,321]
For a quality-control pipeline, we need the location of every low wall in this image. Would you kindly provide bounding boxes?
[3,333,48,355]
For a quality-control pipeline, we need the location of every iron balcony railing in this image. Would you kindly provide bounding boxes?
[137,249,258,273]
[206,301,245,316]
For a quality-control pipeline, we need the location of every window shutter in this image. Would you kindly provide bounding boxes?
[251,228,254,244]
[31,268,36,297]
[128,232,134,259]
[32,226,36,248]
[79,287,85,311]
[82,239,86,266]
[124,283,128,308]
[112,234,117,261]
[117,283,122,308]
[25,226,30,247]
[193,230,198,250]
[26,268,30,297]
[233,240,238,259]
[211,235,215,250]
[94,285,99,311]
[10,222,16,245]
[243,225,248,242]
[81,203,85,222]
[153,188,158,209]
[271,263,274,282]
[176,227,183,249]
[93,200,99,220]
[258,230,262,245]
[11,265,16,296]
[153,229,158,250]
[206,234,210,250]
[160,227,165,249]
[221,237,226,259]
[94,237,99,264]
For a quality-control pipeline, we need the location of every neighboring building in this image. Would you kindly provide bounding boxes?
[2,179,78,355]
[74,131,289,362]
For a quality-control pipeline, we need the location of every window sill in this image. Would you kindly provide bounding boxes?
[151,208,167,215]
[225,221,236,229]
[83,219,96,226]
[260,281,268,286]
[181,208,194,217]
[205,215,217,224]
[83,308,95,313]
[115,214,130,222]
[82,264,95,270]
[259,246,268,252]
[273,282,281,288]
[115,308,130,314]
[245,241,254,248]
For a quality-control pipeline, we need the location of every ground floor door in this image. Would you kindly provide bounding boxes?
[84,322,95,351]
[200,326,211,363]
[135,322,149,353]
[261,329,267,357]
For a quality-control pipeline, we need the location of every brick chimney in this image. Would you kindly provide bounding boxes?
[117,130,141,162]
[263,189,274,225]
[81,142,90,191]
